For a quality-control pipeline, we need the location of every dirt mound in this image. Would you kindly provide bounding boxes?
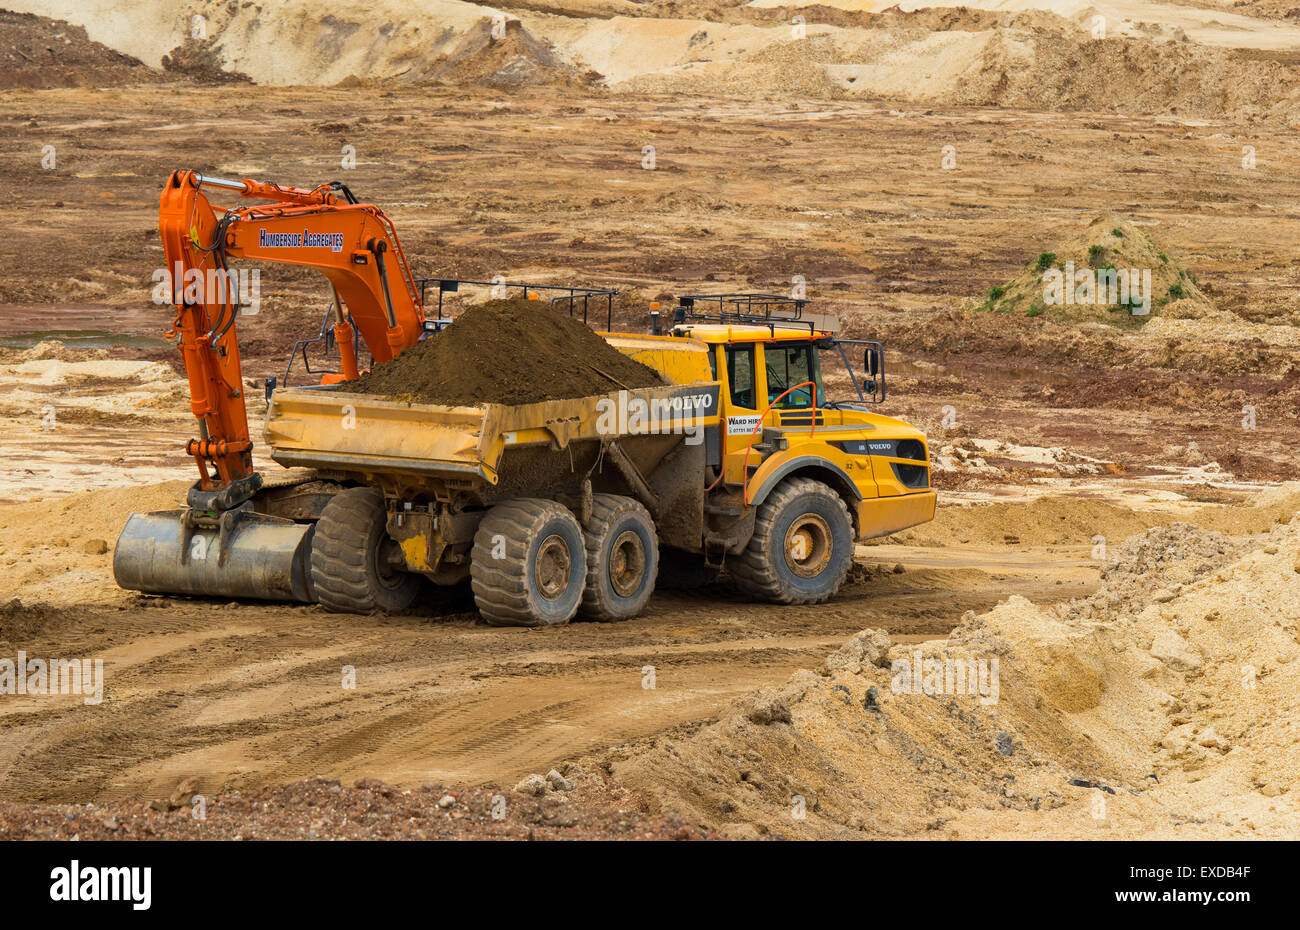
[345,299,663,406]
[973,214,1217,327]
[404,19,602,87]
[0,9,162,89]
[0,481,189,610]
[1210,0,1300,22]
[628,9,1300,121]
[613,518,1300,838]
[160,37,253,84]
[952,21,1300,121]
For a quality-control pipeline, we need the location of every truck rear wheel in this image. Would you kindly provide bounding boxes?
[470,499,587,627]
[579,494,658,621]
[310,486,421,614]
[731,477,852,605]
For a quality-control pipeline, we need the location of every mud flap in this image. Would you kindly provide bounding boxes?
[113,510,315,603]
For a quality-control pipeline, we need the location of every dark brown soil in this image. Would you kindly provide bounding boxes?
[160,38,254,85]
[0,9,163,90]
[346,298,664,406]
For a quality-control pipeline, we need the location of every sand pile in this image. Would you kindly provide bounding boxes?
[13,0,1300,120]
[613,516,1300,838]
[973,214,1217,327]
[947,19,1300,120]
[0,481,189,614]
[625,8,1300,121]
[0,9,163,89]
[345,299,663,406]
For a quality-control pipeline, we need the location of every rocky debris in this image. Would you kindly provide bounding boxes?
[403,19,602,89]
[545,770,574,792]
[738,692,792,725]
[160,37,253,85]
[0,777,715,841]
[148,775,201,812]
[513,774,550,797]
[1149,629,1202,671]
[1061,523,1244,624]
[824,628,890,674]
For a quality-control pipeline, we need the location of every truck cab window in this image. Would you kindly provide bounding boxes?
[726,344,756,409]
[766,342,823,408]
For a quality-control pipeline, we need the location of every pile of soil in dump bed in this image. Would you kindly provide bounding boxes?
[346,298,664,406]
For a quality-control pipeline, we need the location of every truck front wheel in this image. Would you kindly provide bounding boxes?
[731,477,853,605]
[470,499,587,627]
[579,494,658,621]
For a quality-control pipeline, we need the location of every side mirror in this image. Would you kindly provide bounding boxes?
[863,346,880,377]
[860,344,884,401]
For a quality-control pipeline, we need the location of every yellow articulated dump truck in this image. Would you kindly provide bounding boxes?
[258,292,932,625]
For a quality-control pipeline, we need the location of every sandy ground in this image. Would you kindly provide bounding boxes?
[0,477,1097,802]
[1,6,1299,840]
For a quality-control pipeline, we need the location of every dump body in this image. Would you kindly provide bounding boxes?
[264,380,722,498]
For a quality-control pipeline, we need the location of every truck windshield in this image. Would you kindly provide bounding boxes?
[766,342,823,408]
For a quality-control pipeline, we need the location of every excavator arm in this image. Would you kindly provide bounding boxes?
[158,169,424,499]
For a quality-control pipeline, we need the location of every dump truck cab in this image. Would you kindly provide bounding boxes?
[661,294,935,547]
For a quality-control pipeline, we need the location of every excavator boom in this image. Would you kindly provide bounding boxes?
[114,171,427,603]
[157,169,424,494]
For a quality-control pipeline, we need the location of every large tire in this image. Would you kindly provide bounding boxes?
[730,477,853,605]
[579,494,658,621]
[470,499,587,627]
[310,486,421,614]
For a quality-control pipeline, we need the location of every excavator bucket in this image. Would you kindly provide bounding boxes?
[113,510,315,603]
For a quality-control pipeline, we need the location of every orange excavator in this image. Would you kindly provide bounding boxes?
[116,171,427,601]
[160,169,424,496]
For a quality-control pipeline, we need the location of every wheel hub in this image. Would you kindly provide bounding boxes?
[376,539,409,590]
[535,534,572,600]
[784,514,832,578]
[608,529,646,598]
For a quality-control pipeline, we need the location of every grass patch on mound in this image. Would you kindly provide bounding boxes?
[975,214,1216,328]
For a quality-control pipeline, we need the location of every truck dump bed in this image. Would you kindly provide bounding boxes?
[264,381,721,494]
